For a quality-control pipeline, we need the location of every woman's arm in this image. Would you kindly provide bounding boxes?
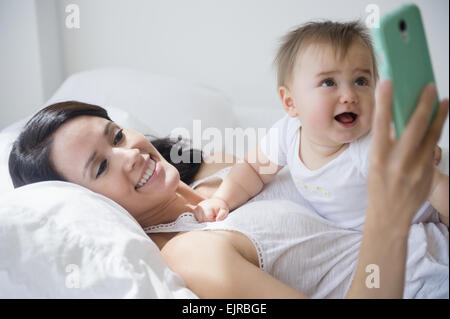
[346,81,449,298]
[162,230,307,299]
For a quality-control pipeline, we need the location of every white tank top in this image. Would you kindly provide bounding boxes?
[144,167,449,299]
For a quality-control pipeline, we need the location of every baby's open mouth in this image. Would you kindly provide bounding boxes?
[334,112,358,125]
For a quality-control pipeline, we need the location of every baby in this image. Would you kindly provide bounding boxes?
[194,20,449,230]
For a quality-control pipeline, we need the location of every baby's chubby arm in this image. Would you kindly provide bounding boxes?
[193,146,283,222]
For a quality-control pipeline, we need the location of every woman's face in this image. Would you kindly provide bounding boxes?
[50,115,180,221]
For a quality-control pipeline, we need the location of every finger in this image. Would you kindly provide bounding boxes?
[204,211,218,222]
[372,80,393,155]
[193,206,205,222]
[421,99,449,160]
[200,208,218,222]
[400,84,437,154]
[216,209,229,221]
[434,146,442,165]
[389,122,397,141]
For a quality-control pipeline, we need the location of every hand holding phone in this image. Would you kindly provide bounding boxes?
[372,4,439,138]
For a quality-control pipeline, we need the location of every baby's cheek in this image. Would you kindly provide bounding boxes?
[307,108,334,130]
[295,94,335,129]
[362,105,375,129]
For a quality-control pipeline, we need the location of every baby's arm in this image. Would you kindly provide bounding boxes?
[428,167,449,227]
[194,146,283,222]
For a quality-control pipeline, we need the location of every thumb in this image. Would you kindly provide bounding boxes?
[390,122,397,141]
[193,206,205,222]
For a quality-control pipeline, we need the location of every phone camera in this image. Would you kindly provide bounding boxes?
[399,19,407,32]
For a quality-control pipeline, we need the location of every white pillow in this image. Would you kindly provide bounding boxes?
[0,125,24,195]
[45,67,235,139]
[0,181,198,298]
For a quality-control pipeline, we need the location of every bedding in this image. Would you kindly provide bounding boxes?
[0,181,198,298]
[44,67,235,138]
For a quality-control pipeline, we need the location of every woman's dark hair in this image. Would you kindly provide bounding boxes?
[8,101,203,188]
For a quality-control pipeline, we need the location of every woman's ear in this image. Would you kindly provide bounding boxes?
[278,86,298,118]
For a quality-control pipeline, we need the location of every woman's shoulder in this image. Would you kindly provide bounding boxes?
[192,151,238,182]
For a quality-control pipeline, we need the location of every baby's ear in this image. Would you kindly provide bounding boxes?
[278,86,298,118]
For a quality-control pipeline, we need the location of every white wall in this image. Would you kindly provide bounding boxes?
[0,0,63,130]
[0,0,44,129]
[35,0,64,102]
[1,0,448,143]
[56,0,449,106]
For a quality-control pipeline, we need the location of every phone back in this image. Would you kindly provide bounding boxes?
[372,4,438,138]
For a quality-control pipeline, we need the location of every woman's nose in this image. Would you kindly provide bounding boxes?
[121,148,141,172]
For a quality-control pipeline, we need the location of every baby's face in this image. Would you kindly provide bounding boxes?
[286,39,376,146]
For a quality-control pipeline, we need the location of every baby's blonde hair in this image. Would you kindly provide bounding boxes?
[274,20,379,88]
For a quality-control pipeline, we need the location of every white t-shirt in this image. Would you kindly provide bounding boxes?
[259,114,435,231]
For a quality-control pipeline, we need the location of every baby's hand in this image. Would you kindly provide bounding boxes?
[433,145,442,166]
[193,198,230,222]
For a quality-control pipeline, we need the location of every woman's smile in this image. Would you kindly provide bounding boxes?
[135,155,162,190]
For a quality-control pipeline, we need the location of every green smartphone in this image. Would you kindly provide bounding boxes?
[371,4,439,138]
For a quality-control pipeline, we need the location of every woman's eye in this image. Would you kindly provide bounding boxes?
[320,78,335,87]
[355,77,369,86]
[113,129,124,146]
[96,159,107,178]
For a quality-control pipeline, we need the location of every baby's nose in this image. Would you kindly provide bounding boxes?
[340,89,358,104]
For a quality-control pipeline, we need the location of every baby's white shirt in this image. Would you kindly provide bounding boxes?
[260,114,436,231]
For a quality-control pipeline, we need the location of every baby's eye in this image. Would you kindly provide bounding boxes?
[113,129,124,146]
[355,77,369,86]
[320,78,335,87]
[96,159,107,178]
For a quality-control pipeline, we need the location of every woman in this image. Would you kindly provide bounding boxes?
[9,80,449,298]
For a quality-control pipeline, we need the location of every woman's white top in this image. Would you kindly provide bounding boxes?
[145,167,449,298]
